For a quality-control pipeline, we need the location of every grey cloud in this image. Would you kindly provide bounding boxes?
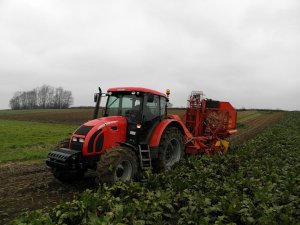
[0,0,299,110]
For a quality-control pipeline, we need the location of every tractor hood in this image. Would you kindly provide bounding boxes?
[71,116,127,156]
[83,116,127,130]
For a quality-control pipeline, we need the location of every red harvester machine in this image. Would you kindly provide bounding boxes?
[46,87,237,183]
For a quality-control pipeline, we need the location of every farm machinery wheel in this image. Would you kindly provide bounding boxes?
[96,146,138,184]
[152,127,184,172]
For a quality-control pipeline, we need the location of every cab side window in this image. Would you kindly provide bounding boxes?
[160,97,166,116]
[144,94,159,121]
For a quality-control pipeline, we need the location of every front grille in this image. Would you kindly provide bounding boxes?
[46,148,82,169]
[48,149,73,162]
[74,125,93,135]
[70,141,83,151]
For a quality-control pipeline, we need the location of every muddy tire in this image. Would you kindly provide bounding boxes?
[152,127,184,172]
[96,146,138,184]
[52,168,85,183]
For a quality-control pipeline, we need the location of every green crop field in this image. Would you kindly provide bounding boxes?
[237,111,260,121]
[0,120,77,163]
[11,112,300,224]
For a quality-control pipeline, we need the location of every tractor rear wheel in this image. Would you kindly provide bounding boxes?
[96,146,138,184]
[152,127,184,172]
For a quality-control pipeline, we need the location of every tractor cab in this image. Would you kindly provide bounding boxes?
[101,87,168,145]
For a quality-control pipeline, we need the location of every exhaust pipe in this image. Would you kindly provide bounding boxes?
[93,87,102,119]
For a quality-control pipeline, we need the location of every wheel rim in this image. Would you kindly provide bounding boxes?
[165,138,181,167]
[114,160,133,181]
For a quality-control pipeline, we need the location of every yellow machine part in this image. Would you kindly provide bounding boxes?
[215,140,230,153]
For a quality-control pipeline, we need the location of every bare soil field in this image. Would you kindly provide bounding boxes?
[0,161,97,224]
[0,108,186,125]
[0,109,95,125]
[230,111,283,145]
[0,110,283,224]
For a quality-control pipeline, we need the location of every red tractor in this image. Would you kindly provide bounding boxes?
[46,87,237,183]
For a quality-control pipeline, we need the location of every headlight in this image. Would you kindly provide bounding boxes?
[79,138,85,143]
[72,137,78,142]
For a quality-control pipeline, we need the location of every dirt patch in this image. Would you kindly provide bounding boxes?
[0,161,97,225]
[0,109,96,125]
[230,112,283,145]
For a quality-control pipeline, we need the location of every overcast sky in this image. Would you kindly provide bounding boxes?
[0,0,299,110]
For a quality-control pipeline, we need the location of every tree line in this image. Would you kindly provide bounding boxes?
[9,85,73,110]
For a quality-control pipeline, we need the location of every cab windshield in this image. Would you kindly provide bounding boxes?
[105,93,142,122]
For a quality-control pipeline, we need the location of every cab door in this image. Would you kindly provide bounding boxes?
[139,94,163,144]
[123,94,142,145]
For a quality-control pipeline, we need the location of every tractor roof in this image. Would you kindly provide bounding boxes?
[107,87,166,97]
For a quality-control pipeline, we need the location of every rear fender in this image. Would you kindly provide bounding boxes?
[149,117,190,147]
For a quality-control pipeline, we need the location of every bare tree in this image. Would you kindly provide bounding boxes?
[62,90,73,108]
[27,90,37,109]
[37,85,53,109]
[53,87,64,109]
[9,85,73,110]
[9,91,22,109]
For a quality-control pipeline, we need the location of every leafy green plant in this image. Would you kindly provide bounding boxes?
[11,112,300,224]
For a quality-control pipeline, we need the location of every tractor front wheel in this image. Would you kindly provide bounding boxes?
[96,146,138,184]
[152,127,184,172]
